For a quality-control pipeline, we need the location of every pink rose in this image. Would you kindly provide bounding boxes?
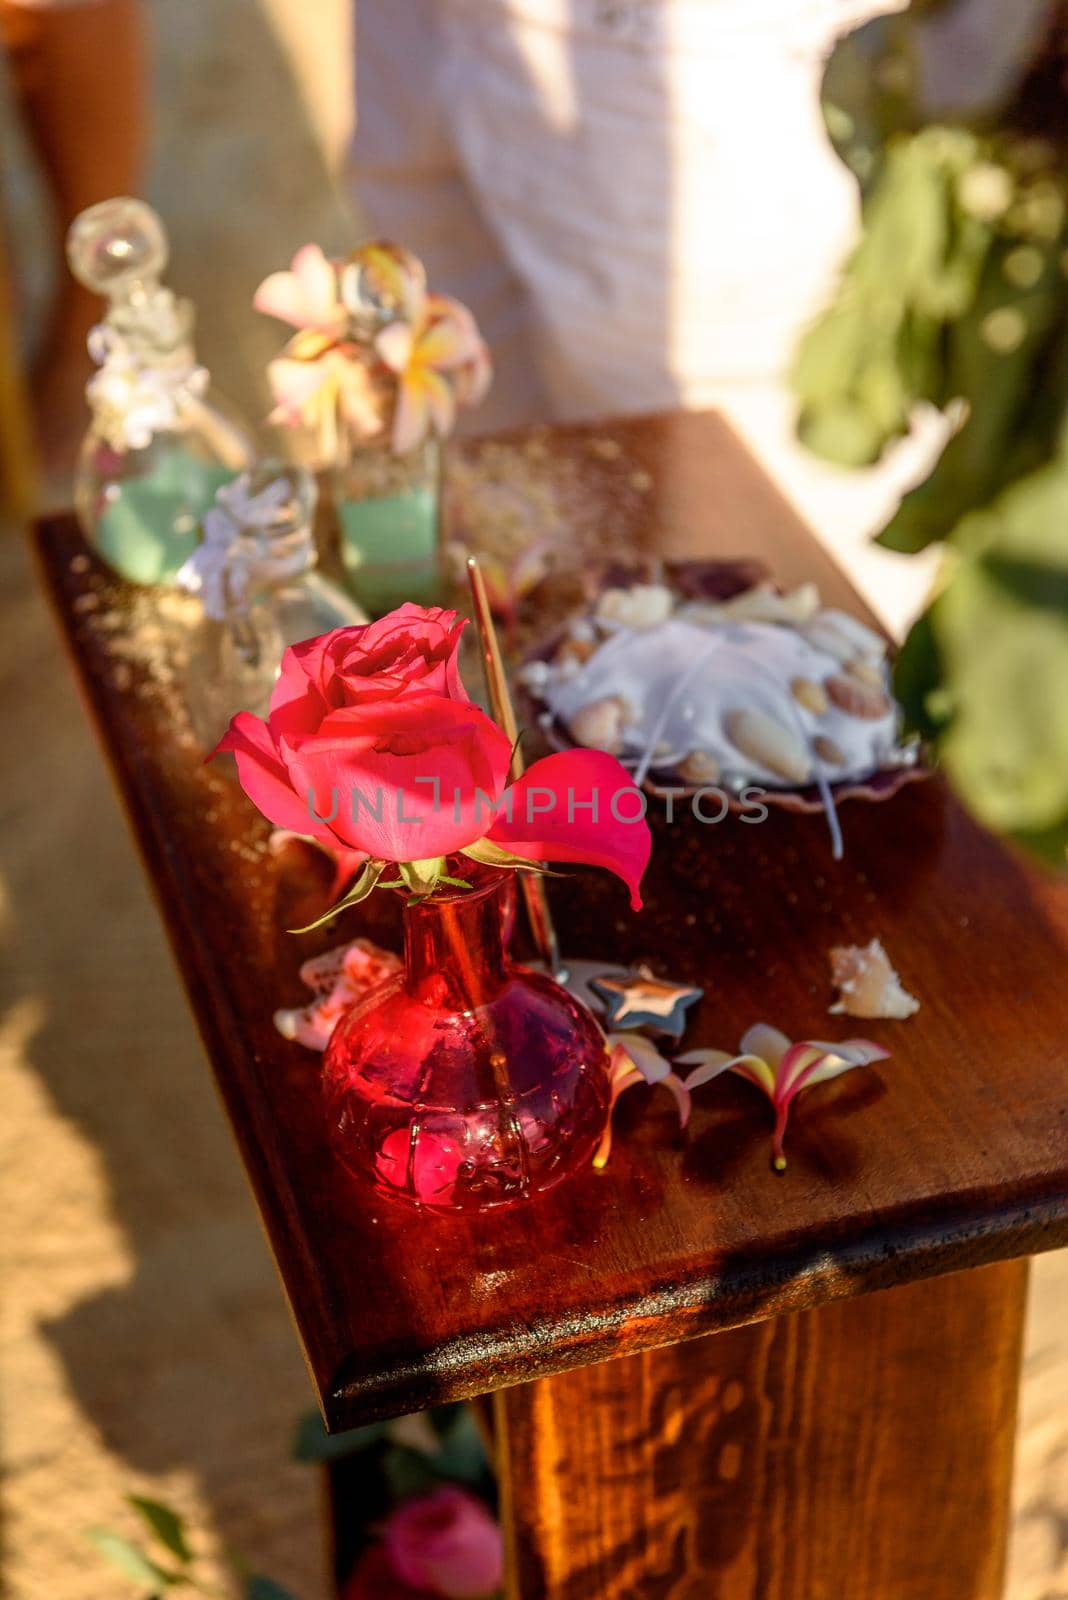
[216,608,650,907]
[384,1487,503,1599]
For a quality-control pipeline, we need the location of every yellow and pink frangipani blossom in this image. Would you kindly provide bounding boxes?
[265,337,384,458]
[375,293,492,455]
[593,1033,691,1170]
[678,1023,889,1171]
[254,243,348,336]
[255,240,492,457]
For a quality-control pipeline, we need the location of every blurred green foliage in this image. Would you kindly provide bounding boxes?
[86,1492,299,1599]
[793,0,1068,862]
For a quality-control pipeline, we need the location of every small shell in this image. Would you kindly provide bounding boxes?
[596,584,674,630]
[724,709,811,785]
[569,696,626,754]
[825,673,892,721]
[791,676,829,715]
[711,581,821,626]
[845,657,885,690]
[678,750,721,784]
[555,636,597,666]
[519,659,550,691]
[813,735,846,766]
[829,938,919,1020]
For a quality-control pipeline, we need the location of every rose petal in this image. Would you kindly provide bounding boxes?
[213,711,337,844]
[488,748,651,910]
[281,696,513,860]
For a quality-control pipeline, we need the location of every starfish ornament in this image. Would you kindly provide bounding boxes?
[589,964,703,1040]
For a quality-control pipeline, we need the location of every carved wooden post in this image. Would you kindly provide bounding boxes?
[497,1263,1028,1600]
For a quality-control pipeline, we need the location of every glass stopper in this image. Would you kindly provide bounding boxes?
[66,197,169,301]
[339,239,426,328]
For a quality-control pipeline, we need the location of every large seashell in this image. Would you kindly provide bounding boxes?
[568,696,627,754]
[791,676,828,714]
[829,938,919,1020]
[724,709,811,785]
[825,672,892,721]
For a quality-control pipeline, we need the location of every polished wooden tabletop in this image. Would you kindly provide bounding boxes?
[36,410,1068,1430]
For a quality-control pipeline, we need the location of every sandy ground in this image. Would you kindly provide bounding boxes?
[1,4,1067,1597]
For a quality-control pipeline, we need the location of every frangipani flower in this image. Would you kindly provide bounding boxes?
[265,337,383,453]
[376,293,492,455]
[678,1023,889,1171]
[254,243,348,336]
[593,1032,691,1169]
[254,240,491,462]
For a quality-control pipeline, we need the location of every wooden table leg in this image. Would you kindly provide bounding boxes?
[494,1261,1029,1600]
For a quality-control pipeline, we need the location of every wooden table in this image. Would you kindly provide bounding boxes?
[36,411,1068,1600]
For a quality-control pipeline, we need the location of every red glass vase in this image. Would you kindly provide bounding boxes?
[322,867,611,1212]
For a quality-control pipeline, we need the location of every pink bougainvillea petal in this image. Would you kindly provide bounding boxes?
[488,748,651,910]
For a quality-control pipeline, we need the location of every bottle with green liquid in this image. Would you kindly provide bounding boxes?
[67,197,255,585]
[334,433,442,616]
[330,242,444,617]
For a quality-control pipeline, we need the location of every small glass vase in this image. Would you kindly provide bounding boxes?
[334,434,443,616]
[183,461,367,748]
[322,867,611,1213]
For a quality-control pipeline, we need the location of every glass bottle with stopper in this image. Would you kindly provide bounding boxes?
[179,460,367,749]
[67,196,255,585]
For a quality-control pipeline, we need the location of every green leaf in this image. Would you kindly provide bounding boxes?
[247,1577,301,1600]
[85,1528,180,1589]
[125,1497,193,1566]
[384,1445,440,1501]
[893,606,950,743]
[984,554,1068,613]
[288,859,385,934]
[291,1408,387,1463]
[460,838,550,874]
[432,1406,491,1487]
[1010,815,1068,870]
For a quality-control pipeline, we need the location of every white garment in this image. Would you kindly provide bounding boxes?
[350,0,943,634]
